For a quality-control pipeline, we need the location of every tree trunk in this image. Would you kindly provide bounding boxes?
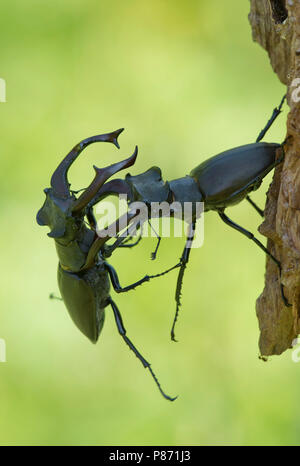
[249,0,300,356]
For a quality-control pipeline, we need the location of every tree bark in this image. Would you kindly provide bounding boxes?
[249,0,300,356]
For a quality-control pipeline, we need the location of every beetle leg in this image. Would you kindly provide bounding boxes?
[101,221,142,258]
[81,211,139,269]
[118,234,143,248]
[246,196,264,217]
[110,220,142,250]
[104,261,180,293]
[247,95,286,247]
[108,298,177,401]
[218,210,292,307]
[148,220,161,260]
[171,222,196,342]
[256,94,286,143]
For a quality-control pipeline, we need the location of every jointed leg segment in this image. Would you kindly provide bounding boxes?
[256,94,286,143]
[247,94,286,216]
[104,261,181,294]
[108,298,176,401]
[171,222,196,342]
[246,196,264,218]
[218,210,291,307]
[148,220,161,260]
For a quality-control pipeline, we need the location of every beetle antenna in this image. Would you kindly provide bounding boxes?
[109,298,177,401]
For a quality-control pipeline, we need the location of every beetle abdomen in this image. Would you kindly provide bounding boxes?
[190,143,281,209]
[57,265,110,343]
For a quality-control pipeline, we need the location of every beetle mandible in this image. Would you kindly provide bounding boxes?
[36,129,177,401]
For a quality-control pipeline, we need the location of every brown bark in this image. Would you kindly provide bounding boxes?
[249,0,300,356]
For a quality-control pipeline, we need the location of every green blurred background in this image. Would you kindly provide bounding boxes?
[0,0,297,446]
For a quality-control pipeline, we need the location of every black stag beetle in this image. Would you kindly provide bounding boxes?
[83,95,291,343]
[36,129,178,401]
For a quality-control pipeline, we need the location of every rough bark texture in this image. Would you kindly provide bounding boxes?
[249,0,300,356]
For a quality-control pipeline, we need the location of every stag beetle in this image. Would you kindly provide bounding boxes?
[36,129,177,401]
[82,95,290,342]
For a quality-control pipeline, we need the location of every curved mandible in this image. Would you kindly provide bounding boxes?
[72,146,138,213]
[50,128,124,198]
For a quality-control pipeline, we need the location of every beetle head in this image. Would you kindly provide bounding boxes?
[36,129,138,240]
[36,188,76,239]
